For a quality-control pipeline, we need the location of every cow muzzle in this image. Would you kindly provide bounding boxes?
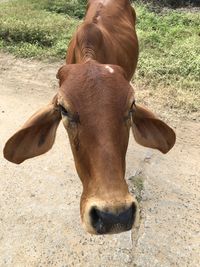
[90,203,136,234]
[81,197,139,235]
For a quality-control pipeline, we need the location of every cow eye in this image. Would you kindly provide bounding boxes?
[59,105,80,124]
[59,105,69,116]
[129,100,136,115]
[130,100,136,110]
[125,100,136,121]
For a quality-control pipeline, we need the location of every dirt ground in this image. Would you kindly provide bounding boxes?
[0,53,200,267]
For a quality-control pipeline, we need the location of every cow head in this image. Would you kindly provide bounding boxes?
[3,61,176,234]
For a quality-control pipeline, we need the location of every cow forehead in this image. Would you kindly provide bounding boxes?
[58,62,134,113]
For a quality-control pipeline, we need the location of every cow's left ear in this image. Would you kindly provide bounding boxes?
[3,95,61,164]
[131,104,176,154]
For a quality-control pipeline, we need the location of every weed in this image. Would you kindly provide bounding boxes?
[129,175,144,203]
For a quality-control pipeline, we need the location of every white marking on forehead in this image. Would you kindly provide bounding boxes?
[105,65,114,73]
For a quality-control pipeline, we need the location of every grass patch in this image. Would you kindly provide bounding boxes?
[0,0,199,114]
[0,0,80,59]
[134,4,200,114]
[31,0,87,19]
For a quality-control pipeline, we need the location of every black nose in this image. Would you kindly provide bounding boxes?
[90,203,137,234]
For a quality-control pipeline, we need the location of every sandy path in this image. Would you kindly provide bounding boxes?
[0,53,199,267]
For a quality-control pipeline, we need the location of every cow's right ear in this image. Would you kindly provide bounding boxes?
[3,95,61,164]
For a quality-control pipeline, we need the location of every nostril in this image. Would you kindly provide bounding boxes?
[132,202,137,214]
[90,207,100,224]
[90,207,107,234]
[127,202,137,228]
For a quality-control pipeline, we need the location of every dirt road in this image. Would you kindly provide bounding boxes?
[0,53,199,267]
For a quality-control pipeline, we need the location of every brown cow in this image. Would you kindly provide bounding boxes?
[67,0,138,81]
[3,0,176,235]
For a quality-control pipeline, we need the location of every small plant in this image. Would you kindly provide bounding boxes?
[129,175,144,203]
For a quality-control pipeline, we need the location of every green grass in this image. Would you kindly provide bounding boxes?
[34,0,87,18]
[0,0,80,58]
[0,0,199,114]
[135,4,200,113]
